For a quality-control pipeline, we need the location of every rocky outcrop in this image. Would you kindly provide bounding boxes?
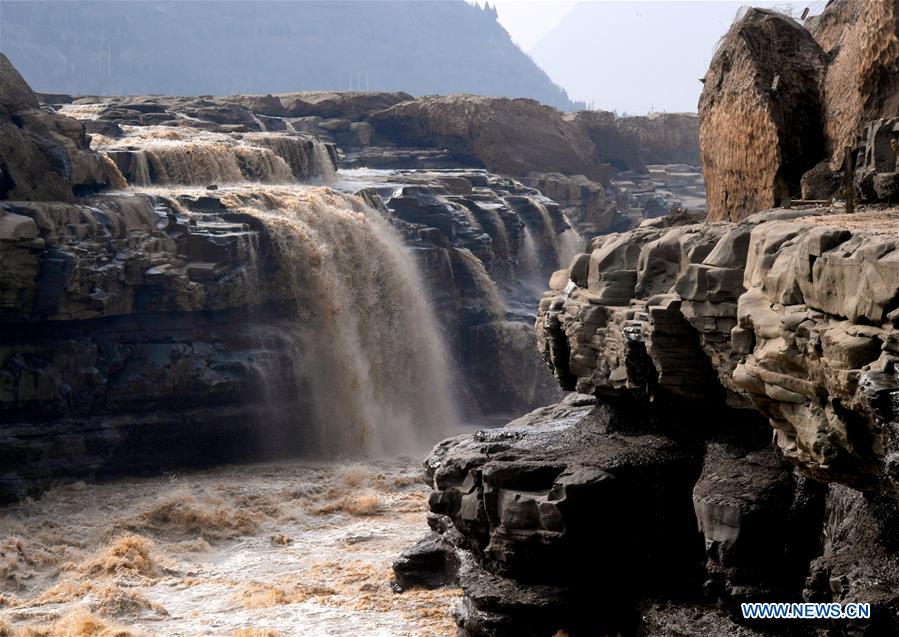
[524,173,616,236]
[356,169,570,415]
[808,0,899,170]
[407,204,899,636]
[538,208,899,494]
[699,1,899,220]
[855,117,899,203]
[0,53,119,201]
[0,192,316,501]
[368,95,605,179]
[421,394,707,635]
[699,10,827,222]
[617,112,701,166]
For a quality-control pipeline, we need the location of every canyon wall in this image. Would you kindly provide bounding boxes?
[3,53,625,499]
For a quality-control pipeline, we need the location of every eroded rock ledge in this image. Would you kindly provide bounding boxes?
[409,206,899,636]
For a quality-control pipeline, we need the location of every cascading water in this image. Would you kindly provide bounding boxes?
[143,140,295,185]
[519,226,546,296]
[217,186,458,455]
[558,212,587,268]
[86,123,337,186]
[533,199,562,258]
[312,141,337,184]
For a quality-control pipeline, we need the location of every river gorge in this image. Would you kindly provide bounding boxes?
[2,1,899,635]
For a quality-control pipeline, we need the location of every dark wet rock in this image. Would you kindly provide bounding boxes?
[392,532,461,590]
[422,394,708,635]
[693,444,826,607]
[803,484,899,636]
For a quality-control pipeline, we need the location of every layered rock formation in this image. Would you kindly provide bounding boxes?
[408,204,899,636]
[2,54,611,498]
[700,1,899,221]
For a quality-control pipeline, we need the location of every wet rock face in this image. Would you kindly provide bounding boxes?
[699,9,827,222]
[0,53,119,201]
[361,170,568,415]
[693,444,826,607]
[804,485,899,636]
[0,194,315,501]
[422,395,708,635]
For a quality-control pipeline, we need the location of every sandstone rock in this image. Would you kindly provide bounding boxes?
[809,0,899,170]
[526,172,615,235]
[537,208,899,496]
[0,52,39,112]
[282,90,413,120]
[617,112,701,166]
[368,95,604,179]
[0,53,117,201]
[699,9,827,221]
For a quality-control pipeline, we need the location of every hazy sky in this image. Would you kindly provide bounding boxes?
[473,0,829,114]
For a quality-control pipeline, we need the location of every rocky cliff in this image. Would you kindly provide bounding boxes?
[405,3,899,635]
[700,1,899,221]
[0,54,121,201]
[1,55,602,500]
[412,205,899,636]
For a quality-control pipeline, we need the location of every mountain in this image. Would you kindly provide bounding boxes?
[0,0,575,109]
[529,1,818,114]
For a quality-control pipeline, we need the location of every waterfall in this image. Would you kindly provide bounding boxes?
[218,185,458,456]
[532,199,562,258]
[311,141,337,185]
[143,141,294,185]
[519,226,546,296]
[91,126,337,186]
[558,212,586,268]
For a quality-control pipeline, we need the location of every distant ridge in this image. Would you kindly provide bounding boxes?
[0,0,576,110]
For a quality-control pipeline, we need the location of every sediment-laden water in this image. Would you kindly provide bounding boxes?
[0,461,458,636]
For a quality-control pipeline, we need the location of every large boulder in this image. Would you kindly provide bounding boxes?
[699,9,827,221]
[0,53,117,201]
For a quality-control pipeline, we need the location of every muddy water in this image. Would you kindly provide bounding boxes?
[0,462,458,637]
